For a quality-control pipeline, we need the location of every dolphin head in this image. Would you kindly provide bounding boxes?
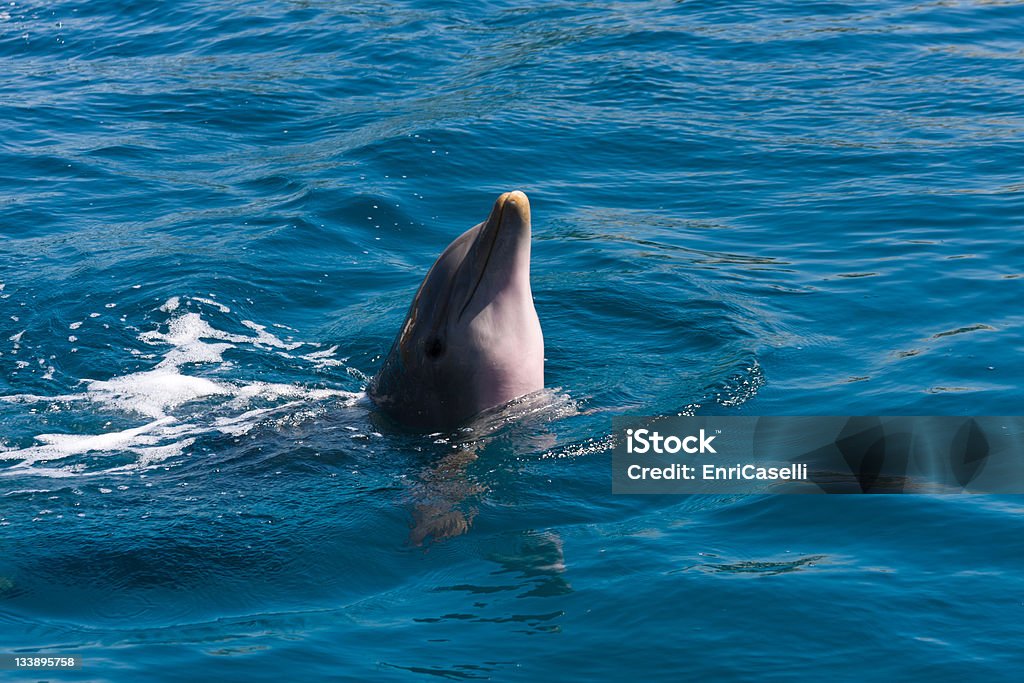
[368,191,544,430]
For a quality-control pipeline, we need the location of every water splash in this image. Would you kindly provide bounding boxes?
[0,297,361,477]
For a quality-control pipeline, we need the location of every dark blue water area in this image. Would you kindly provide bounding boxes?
[2,0,1024,680]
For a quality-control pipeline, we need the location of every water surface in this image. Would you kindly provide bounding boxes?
[2,1,1023,680]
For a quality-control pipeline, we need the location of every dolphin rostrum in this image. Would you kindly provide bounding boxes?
[368,191,544,430]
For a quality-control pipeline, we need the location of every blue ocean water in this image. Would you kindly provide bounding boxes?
[2,0,1023,679]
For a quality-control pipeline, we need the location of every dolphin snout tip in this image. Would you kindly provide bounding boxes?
[499,190,530,222]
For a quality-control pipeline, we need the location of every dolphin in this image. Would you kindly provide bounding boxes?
[368,191,544,431]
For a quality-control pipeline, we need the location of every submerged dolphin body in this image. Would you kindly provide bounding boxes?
[368,191,544,431]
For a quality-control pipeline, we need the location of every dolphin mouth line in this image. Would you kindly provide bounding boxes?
[456,200,505,321]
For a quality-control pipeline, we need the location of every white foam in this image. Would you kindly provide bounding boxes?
[193,296,230,313]
[240,320,302,350]
[301,345,348,368]
[228,381,353,406]
[86,369,230,419]
[1,296,362,477]
[303,345,339,359]
[142,312,242,346]
[0,392,87,405]
[0,418,176,466]
[104,438,196,473]
[213,405,293,436]
[140,312,245,370]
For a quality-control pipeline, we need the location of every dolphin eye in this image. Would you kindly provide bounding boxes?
[425,337,445,359]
